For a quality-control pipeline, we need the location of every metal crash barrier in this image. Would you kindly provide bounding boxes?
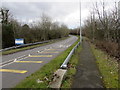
[60,42,80,69]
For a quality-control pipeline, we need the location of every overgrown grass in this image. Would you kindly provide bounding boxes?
[15,36,79,88]
[2,36,69,55]
[91,44,118,88]
[61,44,82,88]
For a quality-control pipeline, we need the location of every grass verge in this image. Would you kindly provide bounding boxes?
[61,44,82,88]
[2,37,69,55]
[15,37,79,88]
[91,44,118,88]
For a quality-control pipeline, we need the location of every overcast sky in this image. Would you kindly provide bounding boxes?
[1,0,119,29]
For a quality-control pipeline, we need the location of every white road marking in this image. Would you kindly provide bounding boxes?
[1,55,29,67]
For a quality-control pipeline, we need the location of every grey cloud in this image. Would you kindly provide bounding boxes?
[2,1,118,29]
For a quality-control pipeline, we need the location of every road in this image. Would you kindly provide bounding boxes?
[1,35,78,88]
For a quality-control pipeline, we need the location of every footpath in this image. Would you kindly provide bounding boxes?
[72,40,104,88]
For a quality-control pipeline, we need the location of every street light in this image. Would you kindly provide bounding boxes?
[79,0,82,42]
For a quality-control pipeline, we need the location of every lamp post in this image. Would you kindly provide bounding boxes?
[79,0,82,42]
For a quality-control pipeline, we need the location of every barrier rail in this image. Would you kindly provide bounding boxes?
[0,39,57,52]
[0,41,50,52]
[60,41,80,69]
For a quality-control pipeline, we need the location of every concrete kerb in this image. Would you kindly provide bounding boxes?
[49,69,67,88]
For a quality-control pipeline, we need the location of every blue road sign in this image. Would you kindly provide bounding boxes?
[15,39,24,45]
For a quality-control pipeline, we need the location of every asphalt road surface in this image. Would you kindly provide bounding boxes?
[1,35,78,88]
[72,40,104,88]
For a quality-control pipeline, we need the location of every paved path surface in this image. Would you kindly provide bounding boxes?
[1,35,78,88]
[72,40,104,88]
